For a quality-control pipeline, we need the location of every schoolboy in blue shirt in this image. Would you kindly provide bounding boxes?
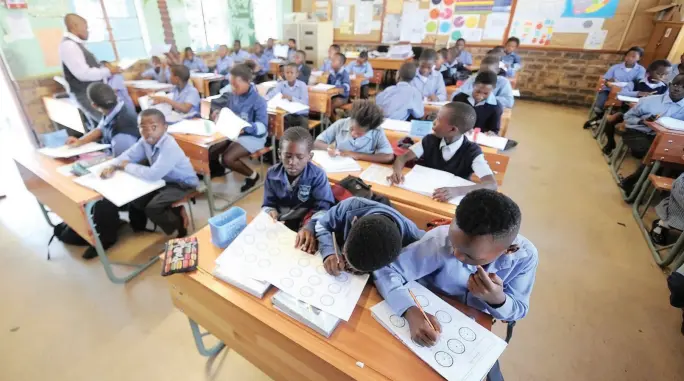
[436,48,452,86]
[314,100,394,164]
[375,62,424,121]
[327,52,351,110]
[375,189,538,346]
[584,46,646,129]
[314,197,425,275]
[231,40,251,64]
[501,37,522,78]
[101,61,135,112]
[410,49,447,101]
[452,71,503,135]
[619,59,670,98]
[141,56,169,83]
[320,44,341,72]
[249,42,271,83]
[453,38,474,71]
[264,38,275,60]
[211,64,269,192]
[455,55,515,108]
[613,75,684,195]
[263,127,335,250]
[182,47,208,73]
[215,45,233,76]
[150,65,201,119]
[102,108,200,238]
[390,102,497,202]
[294,50,311,85]
[346,51,374,99]
[266,62,309,129]
[287,39,297,62]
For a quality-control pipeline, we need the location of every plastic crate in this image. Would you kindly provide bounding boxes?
[208,207,247,248]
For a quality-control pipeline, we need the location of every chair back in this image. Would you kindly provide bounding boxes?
[308,90,329,114]
[499,108,512,137]
[482,152,510,186]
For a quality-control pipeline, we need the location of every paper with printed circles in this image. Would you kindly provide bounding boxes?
[215,212,369,321]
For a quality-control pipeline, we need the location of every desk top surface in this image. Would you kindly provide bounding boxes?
[13,150,101,205]
[178,225,492,381]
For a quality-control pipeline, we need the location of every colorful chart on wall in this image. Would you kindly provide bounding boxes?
[509,19,555,46]
[428,0,513,13]
[562,0,618,18]
[425,0,511,43]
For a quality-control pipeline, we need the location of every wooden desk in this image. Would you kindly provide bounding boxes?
[164,225,492,380]
[309,87,343,127]
[349,76,367,99]
[369,57,412,71]
[191,74,225,97]
[42,96,85,134]
[13,151,158,284]
[269,60,284,76]
[446,85,460,101]
[198,98,288,139]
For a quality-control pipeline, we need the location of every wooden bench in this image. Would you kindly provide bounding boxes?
[648,174,674,192]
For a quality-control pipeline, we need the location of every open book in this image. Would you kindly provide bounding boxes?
[267,93,310,114]
[398,165,474,205]
[312,150,362,173]
[214,108,251,141]
[72,159,165,207]
[139,92,171,111]
[658,116,684,132]
[465,130,508,150]
[617,95,639,103]
[168,119,215,137]
[38,142,110,158]
[311,83,336,92]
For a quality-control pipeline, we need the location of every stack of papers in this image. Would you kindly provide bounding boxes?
[360,164,393,186]
[465,131,508,151]
[371,281,507,381]
[214,264,270,298]
[274,44,289,59]
[272,291,341,338]
[312,150,362,173]
[387,44,413,58]
[267,93,310,114]
[617,95,640,103]
[72,159,165,207]
[168,119,215,136]
[214,108,251,140]
[399,165,474,205]
[125,80,173,90]
[658,116,684,131]
[38,142,110,158]
[311,83,336,92]
[380,119,411,133]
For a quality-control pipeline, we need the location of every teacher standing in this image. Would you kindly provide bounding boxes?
[59,13,121,128]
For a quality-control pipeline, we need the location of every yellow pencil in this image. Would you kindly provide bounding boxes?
[408,289,435,331]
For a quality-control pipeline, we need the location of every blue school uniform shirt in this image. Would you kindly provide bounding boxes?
[320,58,333,72]
[314,197,425,260]
[183,57,208,73]
[624,93,684,134]
[250,53,271,75]
[667,64,682,84]
[603,62,646,90]
[215,55,233,76]
[97,101,140,156]
[455,50,473,66]
[619,78,668,98]
[264,47,275,61]
[410,69,447,101]
[501,52,521,78]
[375,82,424,120]
[454,74,514,108]
[223,84,268,138]
[374,225,539,321]
[231,49,251,64]
[171,82,201,119]
[112,132,199,188]
[287,48,297,62]
[327,68,351,98]
[262,161,335,224]
[107,73,135,112]
[141,66,168,83]
[345,61,374,86]
[266,79,309,115]
[316,117,393,155]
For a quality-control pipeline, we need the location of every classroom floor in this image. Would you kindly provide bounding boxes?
[2,100,684,381]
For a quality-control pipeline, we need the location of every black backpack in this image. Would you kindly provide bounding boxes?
[48,199,121,259]
[331,176,392,206]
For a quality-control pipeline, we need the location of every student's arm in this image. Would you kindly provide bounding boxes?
[261,176,279,217]
[111,138,145,166]
[410,90,425,119]
[619,82,638,97]
[307,170,336,228]
[291,82,309,104]
[637,66,647,81]
[66,128,103,147]
[454,79,473,100]
[264,82,283,100]
[389,145,419,184]
[461,52,474,71]
[603,65,616,81]
[497,79,515,108]
[313,198,366,259]
[242,98,268,136]
[623,101,648,126]
[374,235,447,316]
[433,154,497,202]
[364,63,374,79]
[336,71,351,98]
[341,130,394,164]
[314,120,341,149]
[435,76,447,101]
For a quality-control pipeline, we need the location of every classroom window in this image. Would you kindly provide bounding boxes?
[72,0,147,61]
[253,0,278,43]
[180,0,232,52]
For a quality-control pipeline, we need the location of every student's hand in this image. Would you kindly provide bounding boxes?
[267,210,279,221]
[295,228,317,254]
[65,136,82,147]
[388,169,404,185]
[327,146,339,157]
[323,254,345,276]
[104,62,122,74]
[404,307,442,347]
[149,95,169,104]
[282,94,292,101]
[100,166,118,179]
[428,95,439,102]
[467,266,506,306]
[432,186,465,202]
[637,91,656,97]
[485,131,497,137]
[339,151,358,159]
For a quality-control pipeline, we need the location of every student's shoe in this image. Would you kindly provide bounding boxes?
[650,220,669,245]
[504,139,518,151]
[602,144,615,156]
[82,241,115,260]
[240,173,260,192]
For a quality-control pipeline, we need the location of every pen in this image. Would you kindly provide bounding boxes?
[408,289,436,331]
[332,232,342,265]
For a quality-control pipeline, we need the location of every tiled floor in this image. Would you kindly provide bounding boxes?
[2,100,684,381]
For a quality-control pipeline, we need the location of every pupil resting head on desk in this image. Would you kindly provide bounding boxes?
[433,102,477,143]
[343,214,403,274]
[138,108,168,146]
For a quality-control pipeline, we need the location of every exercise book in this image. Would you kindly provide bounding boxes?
[371,281,507,381]
[360,164,393,186]
[272,290,341,338]
[38,142,110,158]
[168,119,215,137]
[267,93,310,114]
[658,116,684,132]
[381,119,411,133]
[465,131,507,151]
[399,165,474,205]
[213,263,270,298]
[215,212,369,321]
[312,150,362,173]
[214,108,251,140]
[617,95,639,103]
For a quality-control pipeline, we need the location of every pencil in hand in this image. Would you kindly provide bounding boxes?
[408,289,436,331]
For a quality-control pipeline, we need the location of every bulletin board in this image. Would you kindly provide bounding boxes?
[322,0,660,52]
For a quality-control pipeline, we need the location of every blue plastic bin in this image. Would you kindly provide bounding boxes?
[208,207,247,248]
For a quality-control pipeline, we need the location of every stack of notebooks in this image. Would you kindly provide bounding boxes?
[271,291,341,338]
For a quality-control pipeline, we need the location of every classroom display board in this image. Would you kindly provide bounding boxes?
[332,0,385,42]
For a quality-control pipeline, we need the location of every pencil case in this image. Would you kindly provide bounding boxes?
[208,207,247,248]
[161,237,198,276]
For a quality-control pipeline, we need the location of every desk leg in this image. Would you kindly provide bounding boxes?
[619,161,658,203]
[205,155,268,213]
[203,175,217,217]
[83,200,159,284]
[188,318,225,357]
[37,201,58,228]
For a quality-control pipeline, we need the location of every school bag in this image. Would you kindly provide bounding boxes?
[331,176,392,206]
[48,199,121,259]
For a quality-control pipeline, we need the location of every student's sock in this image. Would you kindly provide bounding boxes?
[248,171,258,180]
[240,173,260,192]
